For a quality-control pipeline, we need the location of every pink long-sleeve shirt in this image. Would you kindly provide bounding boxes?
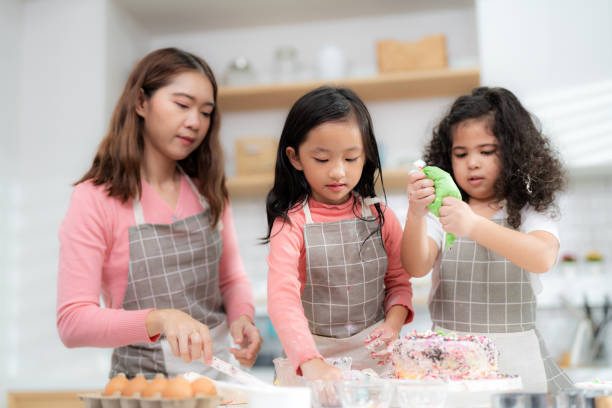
[57,175,254,348]
[267,196,414,373]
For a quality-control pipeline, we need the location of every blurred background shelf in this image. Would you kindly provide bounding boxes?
[218,68,480,111]
[227,167,412,197]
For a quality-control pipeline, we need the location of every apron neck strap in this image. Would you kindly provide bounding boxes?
[133,196,146,224]
[132,165,209,224]
[303,199,314,224]
[177,165,209,211]
[361,195,381,218]
[302,194,380,224]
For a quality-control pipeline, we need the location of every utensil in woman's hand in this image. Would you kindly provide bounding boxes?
[209,356,273,389]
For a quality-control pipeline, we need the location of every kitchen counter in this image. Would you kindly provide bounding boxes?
[5,367,278,408]
[6,365,611,408]
[565,365,612,383]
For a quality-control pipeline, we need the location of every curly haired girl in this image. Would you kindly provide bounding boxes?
[401,87,572,392]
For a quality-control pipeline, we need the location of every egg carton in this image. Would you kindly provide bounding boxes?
[78,392,221,408]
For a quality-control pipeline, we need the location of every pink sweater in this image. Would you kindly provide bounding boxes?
[267,196,414,373]
[57,175,254,348]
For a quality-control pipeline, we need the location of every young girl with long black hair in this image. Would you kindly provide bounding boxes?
[265,86,414,382]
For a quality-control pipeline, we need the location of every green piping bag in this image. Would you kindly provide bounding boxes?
[422,166,462,250]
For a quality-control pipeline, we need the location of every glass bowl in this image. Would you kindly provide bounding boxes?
[325,356,353,372]
[273,357,300,386]
[395,379,448,408]
[338,379,394,408]
[307,380,343,408]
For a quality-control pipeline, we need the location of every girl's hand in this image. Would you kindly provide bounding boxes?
[229,315,263,367]
[438,197,480,237]
[146,309,213,364]
[300,358,343,382]
[364,320,402,364]
[406,170,435,217]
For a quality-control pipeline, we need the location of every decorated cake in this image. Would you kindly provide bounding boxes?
[388,331,499,381]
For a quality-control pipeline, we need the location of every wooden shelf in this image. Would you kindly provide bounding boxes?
[227,168,411,197]
[218,67,480,112]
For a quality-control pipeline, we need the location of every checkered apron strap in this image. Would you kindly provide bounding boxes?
[301,196,387,339]
[110,173,225,378]
[534,328,574,392]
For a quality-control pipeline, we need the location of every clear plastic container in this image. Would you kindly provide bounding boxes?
[272,357,301,386]
[273,356,353,387]
[338,379,394,408]
[308,380,343,408]
[395,379,448,408]
[325,357,353,372]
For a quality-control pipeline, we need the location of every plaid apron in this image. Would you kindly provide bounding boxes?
[300,196,387,371]
[110,170,229,378]
[429,217,573,392]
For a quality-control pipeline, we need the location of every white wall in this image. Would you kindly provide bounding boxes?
[149,7,479,174]
[476,0,612,168]
[105,0,149,119]
[150,7,478,83]
[476,0,612,96]
[4,0,115,396]
[1,0,24,403]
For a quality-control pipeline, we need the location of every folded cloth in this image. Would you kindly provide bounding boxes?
[423,166,462,249]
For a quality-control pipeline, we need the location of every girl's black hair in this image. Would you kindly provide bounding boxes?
[263,86,386,243]
[424,86,566,229]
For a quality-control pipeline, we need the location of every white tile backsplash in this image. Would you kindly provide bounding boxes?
[558,172,612,266]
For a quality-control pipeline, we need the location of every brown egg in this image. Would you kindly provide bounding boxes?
[163,377,194,399]
[191,377,217,396]
[141,373,169,398]
[122,373,148,397]
[103,373,128,396]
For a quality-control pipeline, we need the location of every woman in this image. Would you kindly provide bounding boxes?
[57,48,262,378]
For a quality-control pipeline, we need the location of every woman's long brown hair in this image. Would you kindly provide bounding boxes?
[77,47,227,227]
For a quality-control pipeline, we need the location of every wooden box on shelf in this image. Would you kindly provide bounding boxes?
[377,34,447,73]
[235,137,278,177]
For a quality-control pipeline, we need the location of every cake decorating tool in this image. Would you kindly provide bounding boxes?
[209,356,273,389]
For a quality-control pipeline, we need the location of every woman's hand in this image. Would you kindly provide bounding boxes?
[406,170,435,218]
[438,197,480,238]
[229,315,263,367]
[300,358,343,382]
[146,309,213,364]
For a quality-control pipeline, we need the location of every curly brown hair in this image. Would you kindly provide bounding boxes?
[424,87,566,229]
